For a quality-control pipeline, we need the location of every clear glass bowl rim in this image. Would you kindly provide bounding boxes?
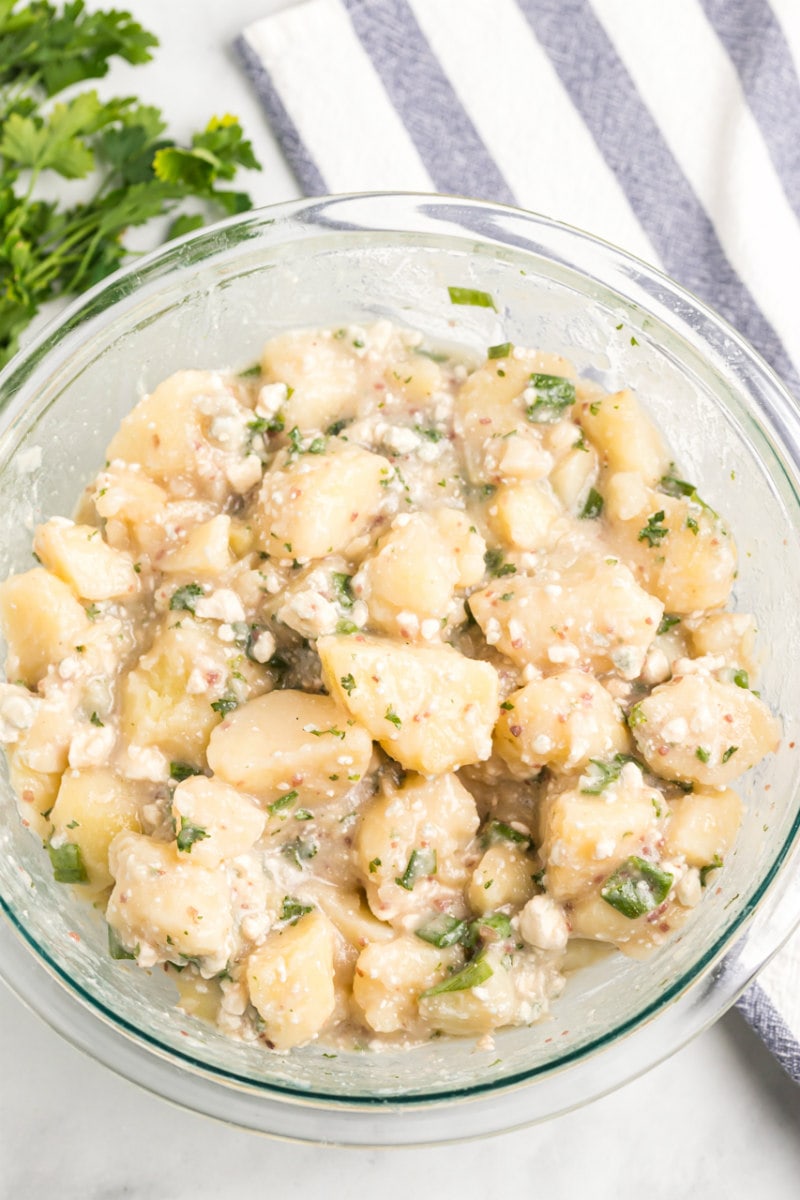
[1,191,800,1144]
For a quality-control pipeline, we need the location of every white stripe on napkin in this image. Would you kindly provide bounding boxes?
[594,0,800,380]
[408,0,658,265]
[243,0,434,192]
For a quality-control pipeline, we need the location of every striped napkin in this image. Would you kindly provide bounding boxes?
[236,0,800,1081]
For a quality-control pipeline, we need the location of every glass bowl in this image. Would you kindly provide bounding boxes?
[1,194,799,1146]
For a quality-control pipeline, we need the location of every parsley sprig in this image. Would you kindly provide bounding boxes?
[0,1,261,366]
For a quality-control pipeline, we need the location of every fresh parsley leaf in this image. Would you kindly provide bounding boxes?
[384,706,402,729]
[268,790,298,815]
[210,695,237,716]
[657,614,681,636]
[733,668,750,690]
[280,896,313,923]
[415,913,470,948]
[659,472,717,517]
[421,954,493,998]
[487,342,512,359]
[580,753,639,795]
[483,819,532,850]
[700,854,723,886]
[331,572,355,609]
[484,547,516,577]
[696,746,710,764]
[107,923,136,961]
[169,761,201,783]
[579,487,603,520]
[282,837,318,868]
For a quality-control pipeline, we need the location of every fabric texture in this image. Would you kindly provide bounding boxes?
[236,0,800,1081]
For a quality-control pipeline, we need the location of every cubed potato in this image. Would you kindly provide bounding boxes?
[106,831,234,964]
[664,788,743,868]
[467,844,535,914]
[470,556,662,679]
[120,621,234,762]
[8,752,61,838]
[353,936,457,1033]
[0,568,90,686]
[93,466,172,556]
[494,670,629,777]
[13,700,74,775]
[578,388,668,484]
[158,515,232,576]
[106,370,237,489]
[171,775,265,869]
[260,329,361,432]
[245,910,336,1049]
[356,773,479,908]
[319,635,499,774]
[418,950,516,1035]
[358,513,460,636]
[604,474,737,614]
[34,520,139,601]
[549,443,599,511]
[311,887,395,949]
[50,767,144,890]
[430,508,487,586]
[207,689,373,805]
[569,889,690,959]
[538,772,662,902]
[455,351,577,483]
[257,441,391,562]
[630,673,780,786]
[487,482,561,551]
[689,612,756,669]
[384,349,445,405]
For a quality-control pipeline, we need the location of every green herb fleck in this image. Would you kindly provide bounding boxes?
[579,487,604,520]
[340,673,356,695]
[48,841,87,884]
[335,619,359,635]
[89,711,104,727]
[268,791,299,815]
[170,761,201,783]
[638,510,669,547]
[500,700,514,711]
[108,925,136,961]
[395,847,437,891]
[280,896,313,923]
[722,745,739,764]
[331,572,355,609]
[524,373,576,423]
[627,703,647,729]
[421,955,493,998]
[310,726,346,740]
[657,614,681,636]
[169,582,203,613]
[483,819,532,849]
[415,913,469,948]
[700,854,723,886]
[176,817,209,853]
[488,342,512,359]
[384,707,402,729]
[368,857,381,873]
[210,695,237,716]
[581,753,638,795]
[733,669,750,690]
[601,856,673,919]
[282,837,318,867]
[696,746,710,764]
[484,547,516,577]
[447,285,495,309]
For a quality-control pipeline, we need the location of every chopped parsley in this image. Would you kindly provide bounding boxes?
[210,695,237,716]
[700,854,723,886]
[280,897,313,923]
[657,614,681,636]
[48,841,87,884]
[415,913,469,948]
[384,707,402,728]
[579,487,604,520]
[169,582,203,613]
[268,790,299,815]
[169,761,202,783]
[733,668,750,690]
[247,413,284,437]
[695,746,710,764]
[600,856,673,919]
[331,572,355,609]
[483,819,532,850]
[89,711,104,727]
[524,373,576,423]
[488,342,512,359]
[335,619,359,635]
[395,847,437,891]
[310,726,346,740]
[484,547,516,577]
[580,753,639,795]
[500,700,515,711]
[627,703,647,728]
[447,285,496,309]
[176,817,209,853]
[108,924,136,961]
[421,954,493,998]
[368,857,381,874]
[340,673,356,695]
[638,510,669,547]
[659,472,717,516]
[414,425,444,442]
[282,837,318,867]
[722,745,739,763]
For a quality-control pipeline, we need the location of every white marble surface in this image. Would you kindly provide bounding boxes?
[1,2,799,1193]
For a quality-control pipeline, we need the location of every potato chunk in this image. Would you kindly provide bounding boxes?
[50,768,143,890]
[120,621,233,762]
[537,770,662,903]
[34,519,139,601]
[430,508,486,586]
[630,673,780,786]
[353,936,456,1033]
[418,950,516,1035]
[245,910,336,1049]
[207,689,372,805]
[260,329,361,432]
[158,514,232,576]
[467,844,535,914]
[604,473,736,613]
[171,775,265,869]
[494,670,629,777]
[356,773,479,911]
[569,890,690,959]
[319,635,499,773]
[487,482,561,551]
[578,388,668,484]
[0,568,90,686]
[256,441,390,562]
[455,350,576,483]
[106,832,234,966]
[469,556,662,679]
[664,788,743,868]
[358,513,460,636]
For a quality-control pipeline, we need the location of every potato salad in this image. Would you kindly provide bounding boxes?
[0,317,780,1052]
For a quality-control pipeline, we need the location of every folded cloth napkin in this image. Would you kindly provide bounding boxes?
[237,0,800,1081]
